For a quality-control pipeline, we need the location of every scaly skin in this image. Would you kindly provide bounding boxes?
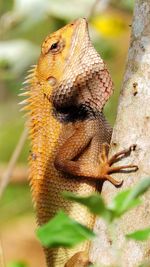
[21,18,137,267]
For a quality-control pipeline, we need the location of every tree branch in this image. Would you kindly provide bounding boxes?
[0,128,28,197]
[90,0,150,266]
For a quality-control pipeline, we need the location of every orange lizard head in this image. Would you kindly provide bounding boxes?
[36,18,113,121]
[36,18,88,97]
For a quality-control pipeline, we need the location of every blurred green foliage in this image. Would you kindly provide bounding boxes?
[0,183,33,226]
[63,178,150,223]
[37,210,95,248]
[7,261,28,267]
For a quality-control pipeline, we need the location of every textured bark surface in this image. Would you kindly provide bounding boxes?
[90,0,150,266]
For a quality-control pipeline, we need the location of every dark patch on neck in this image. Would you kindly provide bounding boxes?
[52,103,101,123]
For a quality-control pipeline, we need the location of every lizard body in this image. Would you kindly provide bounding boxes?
[21,18,137,267]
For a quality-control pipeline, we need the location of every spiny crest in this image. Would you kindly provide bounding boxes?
[19,64,37,113]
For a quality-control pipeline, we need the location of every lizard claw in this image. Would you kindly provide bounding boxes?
[98,144,138,186]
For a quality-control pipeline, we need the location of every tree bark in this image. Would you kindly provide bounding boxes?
[90,0,150,266]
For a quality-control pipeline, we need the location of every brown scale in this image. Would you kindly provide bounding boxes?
[20,18,138,267]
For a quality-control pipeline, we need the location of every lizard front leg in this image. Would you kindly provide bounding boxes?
[55,120,100,179]
[54,120,138,186]
[96,143,138,186]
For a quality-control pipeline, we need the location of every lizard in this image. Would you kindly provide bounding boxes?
[20,18,138,267]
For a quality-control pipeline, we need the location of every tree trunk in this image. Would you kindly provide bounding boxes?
[90,0,150,266]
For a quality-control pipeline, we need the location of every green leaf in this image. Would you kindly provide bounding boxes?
[108,178,150,218]
[126,227,150,241]
[128,178,150,198]
[36,211,95,248]
[7,262,28,267]
[63,192,111,222]
[108,189,141,216]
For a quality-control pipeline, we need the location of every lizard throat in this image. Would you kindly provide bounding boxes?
[52,103,101,123]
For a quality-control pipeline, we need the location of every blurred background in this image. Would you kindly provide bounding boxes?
[0,0,134,266]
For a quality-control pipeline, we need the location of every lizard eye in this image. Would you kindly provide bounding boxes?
[49,41,61,53]
[50,42,59,50]
[49,40,65,54]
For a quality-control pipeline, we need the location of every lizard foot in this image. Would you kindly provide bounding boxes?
[64,251,92,267]
[99,144,138,186]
